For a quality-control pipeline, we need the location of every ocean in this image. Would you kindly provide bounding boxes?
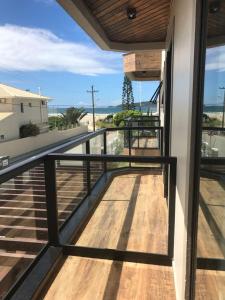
[48,104,224,115]
[48,104,158,115]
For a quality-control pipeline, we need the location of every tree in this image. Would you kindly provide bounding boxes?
[122,75,135,110]
[61,107,87,126]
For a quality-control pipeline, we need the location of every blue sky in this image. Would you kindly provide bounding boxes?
[0,0,159,107]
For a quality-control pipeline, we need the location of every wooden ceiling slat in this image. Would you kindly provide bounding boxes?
[106,6,169,37]
[120,28,167,43]
[119,25,168,42]
[107,21,168,42]
[207,3,225,39]
[121,31,167,43]
[97,0,151,24]
[92,0,129,18]
[84,0,171,44]
[99,0,169,28]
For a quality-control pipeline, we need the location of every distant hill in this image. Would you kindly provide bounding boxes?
[109,101,154,108]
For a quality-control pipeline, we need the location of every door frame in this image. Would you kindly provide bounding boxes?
[185,1,209,299]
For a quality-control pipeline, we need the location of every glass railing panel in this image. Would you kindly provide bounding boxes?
[202,129,225,157]
[0,163,47,298]
[55,159,87,228]
[106,130,129,169]
[90,134,103,155]
[130,128,161,168]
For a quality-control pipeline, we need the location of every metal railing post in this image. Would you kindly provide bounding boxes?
[86,140,91,194]
[44,158,59,245]
[128,128,131,167]
[103,131,107,173]
[167,159,177,259]
[160,128,163,156]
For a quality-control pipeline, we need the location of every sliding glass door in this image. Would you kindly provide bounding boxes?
[195,1,225,298]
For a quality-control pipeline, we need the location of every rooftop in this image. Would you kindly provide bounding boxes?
[0,83,50,100]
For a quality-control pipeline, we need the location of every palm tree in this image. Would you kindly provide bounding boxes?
[61,107,87,127]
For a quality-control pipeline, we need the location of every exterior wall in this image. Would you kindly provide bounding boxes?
[0,126,88,159]
[0,113,19,141]
[0,97,49,141]
[168,0,197,299]
[12,98,48,125]
[0,98,12,112]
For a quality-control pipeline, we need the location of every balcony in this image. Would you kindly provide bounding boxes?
[0,124,178,299]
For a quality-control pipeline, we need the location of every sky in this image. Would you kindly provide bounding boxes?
[205,46,225,106]
[0,0,159,107]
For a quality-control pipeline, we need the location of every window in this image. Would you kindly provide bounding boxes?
[29,103,32,107]
[41,100,46,106]
[194,1,225,298]
[0,135,4,140]
[20,103,24,113]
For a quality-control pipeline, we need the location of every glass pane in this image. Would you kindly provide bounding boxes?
[195,1,225,297]
[55,159,87,227]
[106,130,129,169]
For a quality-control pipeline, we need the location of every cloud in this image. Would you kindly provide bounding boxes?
[205,45,225,72]
[0,24,121,76]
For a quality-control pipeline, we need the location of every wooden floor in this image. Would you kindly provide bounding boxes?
[76,172,168,254]
[195,269,225,300]
[197,176,225,259]
[132,137,159,148]
[196,175,225,299]
[43,171,175,300]
[44,256,176,300]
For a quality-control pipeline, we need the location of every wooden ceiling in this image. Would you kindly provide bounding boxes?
[208,1,225,45]
[84,0,171,43]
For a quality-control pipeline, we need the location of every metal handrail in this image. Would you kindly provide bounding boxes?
[0,129,106,184]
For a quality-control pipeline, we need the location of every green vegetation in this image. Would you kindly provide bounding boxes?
[20,123,40,138]
[96,110,142,129]
[122,75,135,110]
[113,110,142,127]
[49,107,87,130]
[48,116,65,130]
[61,107,87,126]
[202,113,221,127]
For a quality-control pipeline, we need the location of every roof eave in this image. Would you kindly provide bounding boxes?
[57,0,166,52]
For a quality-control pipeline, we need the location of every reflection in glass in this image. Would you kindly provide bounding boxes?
[195,1,225,298]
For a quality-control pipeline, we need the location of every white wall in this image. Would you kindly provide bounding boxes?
[0,113,19,141]
[0,98,49,141]
[12,98,48,125]
[168,0,196,299]
[0,126,88,158]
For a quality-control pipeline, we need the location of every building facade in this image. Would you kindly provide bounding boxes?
[0,83,49,141]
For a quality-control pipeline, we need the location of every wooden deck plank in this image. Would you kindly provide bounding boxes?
[197,177,225,259]
[197,208,224,259]
[195,269,225,300]
[76,172,168,254]
[43,256,176,300]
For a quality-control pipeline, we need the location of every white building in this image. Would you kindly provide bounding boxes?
[0,83,50,142]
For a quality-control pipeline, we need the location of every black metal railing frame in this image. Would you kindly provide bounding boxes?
[45,153,177,259]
